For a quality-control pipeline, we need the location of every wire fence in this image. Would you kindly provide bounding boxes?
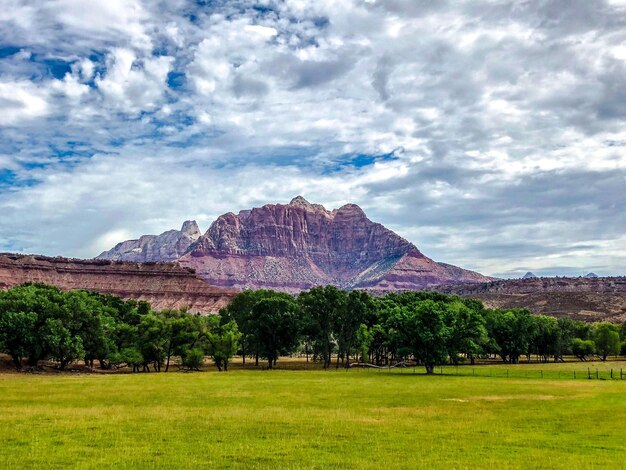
[351,364,626,381]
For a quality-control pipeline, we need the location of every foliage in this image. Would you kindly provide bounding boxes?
[571,338,595,361]
[593,322,621,361]
[0,282,622,372]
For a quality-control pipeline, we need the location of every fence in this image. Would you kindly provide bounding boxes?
[352,364,626,381]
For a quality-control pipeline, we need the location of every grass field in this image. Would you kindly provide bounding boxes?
[1,365,626,469]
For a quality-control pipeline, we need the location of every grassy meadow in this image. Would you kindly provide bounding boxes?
[1,364,626,469]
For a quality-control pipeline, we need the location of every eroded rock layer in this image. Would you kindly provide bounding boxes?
[442,277,626,322]
[0,254,235,313]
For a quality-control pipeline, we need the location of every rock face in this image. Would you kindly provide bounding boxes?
[0,254,235,313]
[442,277,626,323]
[173,196,492,292]
[97,221,201,262]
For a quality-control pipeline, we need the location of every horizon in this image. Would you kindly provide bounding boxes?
[1,1,625,278]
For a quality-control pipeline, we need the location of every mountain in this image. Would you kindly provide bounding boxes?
[522,272,537,279]
[99,196,492,292]
[98,220,201,262]
[0,254,235,313]
[584,272,598,278]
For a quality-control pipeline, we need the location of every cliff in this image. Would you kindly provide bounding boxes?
[177,196,492,292]
[0,253,235,313]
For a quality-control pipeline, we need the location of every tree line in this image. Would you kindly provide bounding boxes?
[0,283,625,374]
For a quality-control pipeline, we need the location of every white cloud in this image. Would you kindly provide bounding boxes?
[0,81,49,125]
[0,0,625,276]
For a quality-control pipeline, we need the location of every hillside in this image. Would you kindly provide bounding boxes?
[443,277,626,322]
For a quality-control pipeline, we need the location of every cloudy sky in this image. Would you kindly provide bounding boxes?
[1,0,625,278]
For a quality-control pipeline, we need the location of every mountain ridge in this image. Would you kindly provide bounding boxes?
[98,196,492,292]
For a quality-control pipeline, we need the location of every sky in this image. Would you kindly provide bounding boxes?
[0,0,625,278]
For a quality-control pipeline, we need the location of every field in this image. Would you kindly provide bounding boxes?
[1,364,626,469]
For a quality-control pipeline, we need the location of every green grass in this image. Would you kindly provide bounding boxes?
[1,367,626,469]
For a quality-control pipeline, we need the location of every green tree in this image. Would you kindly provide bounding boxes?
[532,315,560,363]
[444,301,487,365]
[203,316,241,371]
[400,301,451,374]
[593,322,620,361]
[253,297,300,369]
[486,309,534,364]
[0,311,37,369]
[298,286,345,369]
[182,348,205,371]
[334,290,372,368]
[41,318,84,369]
[571,338,595,361]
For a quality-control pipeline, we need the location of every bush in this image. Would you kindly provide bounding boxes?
[182,348,205,371]
[571,338,595,361]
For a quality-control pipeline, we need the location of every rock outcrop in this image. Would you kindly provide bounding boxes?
[441,276,626,323]
[0,253,235,313]
[97,220,201,262]
[174,196,492,292]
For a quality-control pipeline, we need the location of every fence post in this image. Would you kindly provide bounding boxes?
[611,368,613,379]
[588,367,591,379]
[506,369,509,378]
[573,370,576,380]
[596,369,599,380]
[472,368,475,377]
[540,370,543,379]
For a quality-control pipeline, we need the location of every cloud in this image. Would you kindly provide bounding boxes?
[0,0,624,277]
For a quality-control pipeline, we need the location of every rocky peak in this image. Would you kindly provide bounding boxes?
[288,195,329,213]
[181,220,201,240]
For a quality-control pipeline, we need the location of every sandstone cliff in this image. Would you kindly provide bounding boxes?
[0,254,235,313]
[175,196,492,292]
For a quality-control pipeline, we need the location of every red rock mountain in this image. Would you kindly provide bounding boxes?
[100,196,491,292]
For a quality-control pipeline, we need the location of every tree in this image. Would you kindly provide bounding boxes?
[486,309,534,364]
[41,318,84,369]
[0,311,37,369]
[203,316,241,371]
[571,338,595,361]
[220,290,260,365]
[400,301,451,374]
[532,315,560,363]
[253,297,300,369]
[181,348,205,371]
[137,313,168,372]
[334,290,372,368]
[593,323,620,361]
[298,286,345,369]
[444,301,487,365]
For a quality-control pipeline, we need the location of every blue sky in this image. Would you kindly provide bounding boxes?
[0,0,625,278]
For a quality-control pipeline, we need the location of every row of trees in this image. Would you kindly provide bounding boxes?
[0,283,240,372]
[221,287,626,373]
[1,283,625,374]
